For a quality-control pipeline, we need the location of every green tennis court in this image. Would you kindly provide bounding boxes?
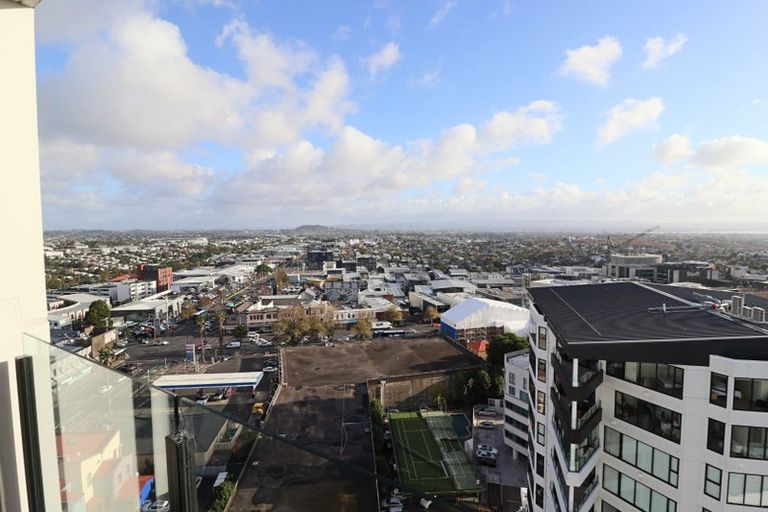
[388,411,479,496]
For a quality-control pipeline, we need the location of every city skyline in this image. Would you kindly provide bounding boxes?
[35,0,768,230]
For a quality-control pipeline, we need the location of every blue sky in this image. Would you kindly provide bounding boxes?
[35,1,768,231]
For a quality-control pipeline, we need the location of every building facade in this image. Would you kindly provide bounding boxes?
[525,281,768,512]
[504,350,530,460]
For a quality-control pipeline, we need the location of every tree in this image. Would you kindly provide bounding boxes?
[233,324,248,339]
[274,267,288,291]
[306,315,330,341]
[476,369,492,401]
[196,313,207,363]
[384,307,404,325]
[487,333,529,370]
[352,318,373,339]
[215,309,227,357]
[255,263,272,277]
[180,302,196,320]
[85,300,111,329]
[98,347,115,367]
[273,305,309,345]
[433,394,447,413]
[369,399,385,425]
[199,296,213,309]
[424,306,439,323]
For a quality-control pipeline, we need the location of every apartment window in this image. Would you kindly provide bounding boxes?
[535,484,544,507]
[536,453,544,477]
[604,426,679,487]
[734,378,768,412]
[614,391,682,444]
[607,361,684,399]
[602,504,621,512]
[704,464,722,500]
[707,418,725,454]
[537,422,545,445]
[537,358,547,382]
[727,472,768,506]
[731,425,768,460]
[507,416,527,432]
[603,464,677,512]
[506,400,528,417]
[538,326,547,350]
[537,390,546,415]
[709,372,728,407]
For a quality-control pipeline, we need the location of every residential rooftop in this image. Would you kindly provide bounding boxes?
[529,281,768,364]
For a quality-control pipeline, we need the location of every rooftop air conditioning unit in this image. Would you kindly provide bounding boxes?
[732,295,744,317]
[753,307,766,323]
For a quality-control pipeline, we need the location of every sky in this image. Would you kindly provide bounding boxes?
[34,0,768,232]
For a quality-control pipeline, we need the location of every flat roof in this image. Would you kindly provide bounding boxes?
[153,372,263,389]
[529,282,768,364]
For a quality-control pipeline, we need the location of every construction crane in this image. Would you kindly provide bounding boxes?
[604,225,660,263]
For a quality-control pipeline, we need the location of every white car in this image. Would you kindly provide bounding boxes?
[225,341,241,349]
[142,501,170,512]
[153,340,169,346]
[262,366,278,373]
[257,339,272,347]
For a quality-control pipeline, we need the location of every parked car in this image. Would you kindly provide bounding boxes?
[478,421,495,430]
[476,444,498,455]
[141,501,170,512]
[262,366,278,373]
[153,340,169,346]
[381,497,403,509]
[478,408,496,417]
[225,341,241,349]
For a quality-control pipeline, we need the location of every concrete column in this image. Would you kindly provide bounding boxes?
[0,1,62,510]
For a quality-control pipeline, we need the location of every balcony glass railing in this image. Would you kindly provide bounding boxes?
[573,473,599,512]
[21,333,477,511]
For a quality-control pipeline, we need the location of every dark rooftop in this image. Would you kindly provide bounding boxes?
[529,282,768,364]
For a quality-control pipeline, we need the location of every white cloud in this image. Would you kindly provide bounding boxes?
[455,176,487,195]
[429,1,457,28]
[109,150,214,197]
[652,134,693,164]
[642,34,687,69]
[598,97,664,146]
[482,100,561,151]
[411,69,441,88]
[332,25,351,42]
[559,36,622,86]
[362,42,402,79]
[691,135,768,169]
[35,0,152,43]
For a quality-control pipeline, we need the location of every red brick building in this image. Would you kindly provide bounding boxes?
[136,264,173,292]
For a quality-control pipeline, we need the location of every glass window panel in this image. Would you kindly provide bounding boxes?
[734,379,753,410]
[748,427,766,459]
[637,443,653,473]
[635,483,651,512]
[625,362,639,382]
[705,481,719,499]
[620,473,635,502]
[753,379,768,411]
[669,472,678,487]
[650,491,666,512]
[640,362,657,389]
[622,436,638,465]
[731,425,749,457]
[728,473,745,504]
[744,474,762,506]
[605,427,621,457]
[653,450,670,481]
[604,465,619,494]
[707,418,725,454]
[762,476,768,506]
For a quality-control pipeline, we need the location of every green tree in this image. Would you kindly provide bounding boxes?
[215,309,226,354]
[490,373,505,399]
[369,399,385,425]
[98,347,115,367]
[233,324,248,339]
[487,333,529,370]
[196,313,207,363]
[476,369,492,402]
[199,296,213,309]
[84,300,111,329]
[424,306,439,323]
[255,263,272,277]
[352,318,373,339]
[383,307,403,325]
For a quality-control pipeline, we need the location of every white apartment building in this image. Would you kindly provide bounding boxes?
[525,281,768,512]
[505,349,530,460]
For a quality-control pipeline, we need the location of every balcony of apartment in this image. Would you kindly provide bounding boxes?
[550,386,602,445]
[550,351,603,400]
[551,415,600,487]
[551,451,598,512]
[572,469,599,512]
[16,334,468,512]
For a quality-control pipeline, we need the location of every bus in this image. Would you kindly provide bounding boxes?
[375,329,405,338]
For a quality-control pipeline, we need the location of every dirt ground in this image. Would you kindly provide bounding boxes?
[283,337,480,386]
